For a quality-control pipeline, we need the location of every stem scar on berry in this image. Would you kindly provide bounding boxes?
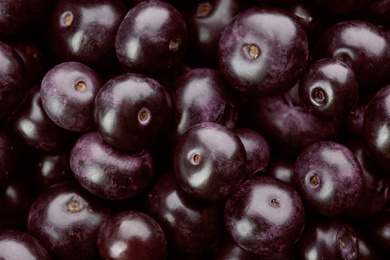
[196,3,212,17]
[61,11,73,26]
[309,175,320,187]
[337,53,351,64]
[169,39,180,51]
[245,44,260,59]
[190,152,201,165]
[311,87,327,104]
[138,108,151,124]
[270,197,280,208]
[67,199,84,213]
[76,81,87,91]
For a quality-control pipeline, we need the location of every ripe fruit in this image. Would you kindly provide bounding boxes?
[218,6,309,96]
[94,72,172,151]
[115,0,188,75]
[70,131,155,200]
[27,181,110,260]
[225,176,305,255]
[40,61,103,132]
[174,122,247,201]
[97,211,167,260]
[294,141,364,216]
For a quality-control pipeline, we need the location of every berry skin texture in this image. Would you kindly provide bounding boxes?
[224,176,306,255]
[294,141,364,216]
[218,6,309,96]
[115,0,188,76]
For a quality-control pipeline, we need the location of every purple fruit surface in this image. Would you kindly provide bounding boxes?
[40,61,103,132]
[250,94,341,157]
[293,141,364,216]
[170,67,239,141]
[234,128,271,178]
[0,41,29,121]
[97,210,167,260]
[178,0,252,68]
[264,156,295,185]
[283,0,332,45]
[115,0,188,75]
[70,131,155,200]
[27,147,74,193]
[298,58,359,118]
[0,1,389,259]
[314,19,390,90]
[0,177,34,231]
[0,35,50,85]
[347,103,366,136]
[362,84,390,170]
[225,176,305,255]
[0,230,51,260]
[27,180,110,260]
[12,85,76,151]
[174,122,247,201]
[48,0,127,71]
[353,224,388,260]
[145,170,225,254]
[94,72,172,152]
[218,6,309,96]
[211,237,263,260]
[0,0,51,35]
[370,205,390,252]
[297,216,359,259]
[345,138,390,219]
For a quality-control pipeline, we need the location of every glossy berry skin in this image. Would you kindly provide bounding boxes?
[12,85,76,151]
[40,61,103,132]
[299,58,359,119]
[170,68,238,141]
[218,6,309,96]
[224,176,305,255]
[370,206,390,252]
[115,0,188,75]
[362,85,390,170]
[283,0,332,45]
[0,41,29,121]
[315,20,390,90]
[234,128,271,178]
[250,95,341,157]
[294,141,364,216]
[94,73,172,152]
[297,216,359,260]
[354,226,387,260]
[174,122,246,201]
[48,0,127,71]
[28,148,74,193]
[347,103,366,136]
[97,211,167,260]
[145,171,225,254]
[345,138,390,220]
[27,180,110,260]
[0,177,34,231]
[0,0,51,35]
[264,156,295,185]
[70,131,155,200]
[211,237,263,260]
[0,230,51,260]
[178,0,252,68]
[0,35,50,86]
